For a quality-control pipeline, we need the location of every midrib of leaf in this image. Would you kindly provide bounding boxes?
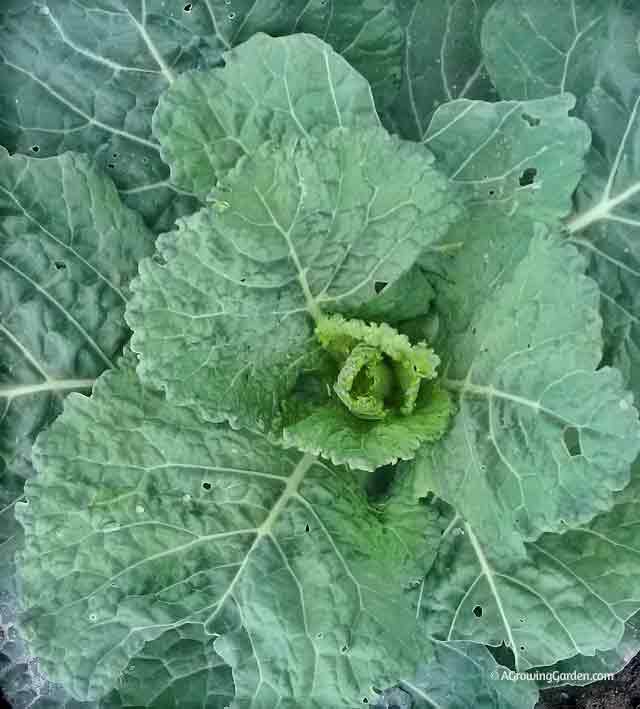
[400,679,445,709]
[253,186,322,321]
[202,453,315,627]
[45,7,161,76]
[443,378,543,414]
[0,379,95,401]
[567,90,640,235]
[465,522,520,667]
[127,2,176,84]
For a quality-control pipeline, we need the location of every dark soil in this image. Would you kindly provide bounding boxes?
[537,654,640,709]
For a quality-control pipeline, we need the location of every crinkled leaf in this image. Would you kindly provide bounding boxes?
[0,1,402,231]
[0,149,154,578]
[283,385,453,472]
[383,0,496,141]
[402,641,538,709]
[417,461,640,671]
[19,365,434,705]
[126,128,461,432]
[413,230,640,551]
[481,0,611,103]
[424,94,590,218]
[153,33,381,199]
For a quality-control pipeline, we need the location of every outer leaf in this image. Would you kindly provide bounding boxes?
[383,0,496,141]
[424,94,591,218]
[481,0,611,103]
[402,641,538,709]
[482,1,640,400]
[0,149,154,572]
[207,0,404,110]
[0,1,402,229]
[19,365,434,706]
[413,230,640,549]
[283,386,452,472]
[534,610,640,688]
[564,7,640,400]
[153,33,380,199]
[126,128,460,432]
[417,462,640,671]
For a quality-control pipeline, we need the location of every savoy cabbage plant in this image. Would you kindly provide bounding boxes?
[1,1,640,708]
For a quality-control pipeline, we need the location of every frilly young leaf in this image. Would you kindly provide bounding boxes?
[153,33,381,199]
[18,365,434,706]
[282,314,452,471]
[126,127,461,433]
[283,385,453,473]
[413,229,640,552]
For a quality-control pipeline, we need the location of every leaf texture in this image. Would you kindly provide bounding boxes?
[19,365,434,706]
[413,230,640,549]
[383,0,496,141]
[126,128,460,432]
[153,33,381,198]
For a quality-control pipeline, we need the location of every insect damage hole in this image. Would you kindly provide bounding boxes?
[31,145,40,153]
[521,112,541,127]
[202,481,212,490]
[374,281,388,294]
[473,605,483,618]
[183,2,193,12]
[53,261,66,270]
[563,426,581,457]
[519,167,537,186]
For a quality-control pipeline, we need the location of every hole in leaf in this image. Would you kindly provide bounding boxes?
[520,645,525,651]
[374,281,388,294]
[521,112,541,127]
[183,2,192,11]
[202,481,212,490]
[563,427,581,457]
[107,162,115,169]
[473,605,483,618]
[362,699,368,704]
[341,645,349,653]
[240,277,246,283]
[305,523,310,532]
[519,167,537,186]
[31,144,40,153]
[54,261,66,270]
[112,152,119,159]
[488,189,495,197]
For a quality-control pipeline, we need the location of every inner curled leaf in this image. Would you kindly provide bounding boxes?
[317,314,440,420]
